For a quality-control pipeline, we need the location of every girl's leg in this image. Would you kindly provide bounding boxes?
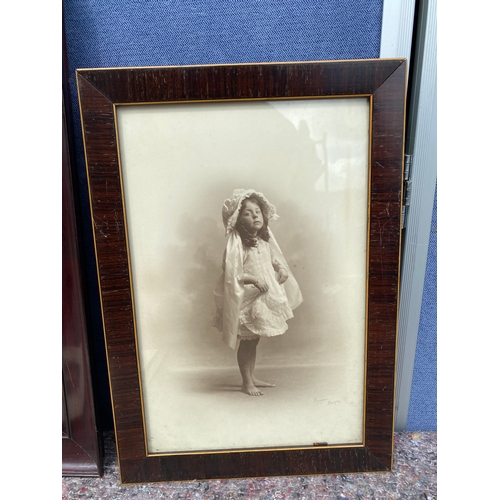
[237,338,262,396]
[249,338,275,388]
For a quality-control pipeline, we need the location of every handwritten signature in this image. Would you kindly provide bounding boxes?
[314,398,341,406]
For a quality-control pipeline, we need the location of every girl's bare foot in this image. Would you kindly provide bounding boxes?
[252,378,275,387]
[242,383,263,396]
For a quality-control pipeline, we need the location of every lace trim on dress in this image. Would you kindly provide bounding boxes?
[239,298,293,337]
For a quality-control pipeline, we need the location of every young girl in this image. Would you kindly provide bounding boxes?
[213,189,303,396]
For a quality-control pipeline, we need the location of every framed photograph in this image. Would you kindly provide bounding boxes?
[77,59,406,483]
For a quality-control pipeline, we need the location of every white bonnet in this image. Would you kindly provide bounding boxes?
[222,189,278,235]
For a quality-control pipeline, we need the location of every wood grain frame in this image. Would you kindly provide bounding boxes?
[77,59,406,483]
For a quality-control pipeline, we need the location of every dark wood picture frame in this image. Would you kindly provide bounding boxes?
[77,59,406,483]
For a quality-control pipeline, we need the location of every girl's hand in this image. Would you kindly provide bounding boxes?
[276,268,289,284]
[253,278,269,292]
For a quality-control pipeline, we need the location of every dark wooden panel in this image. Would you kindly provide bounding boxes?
[62,79,103,476]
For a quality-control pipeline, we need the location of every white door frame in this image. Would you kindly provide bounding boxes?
[380,0,437,431]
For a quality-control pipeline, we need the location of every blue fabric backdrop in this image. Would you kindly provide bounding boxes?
[63,0,435,431]
[407,187,437,431]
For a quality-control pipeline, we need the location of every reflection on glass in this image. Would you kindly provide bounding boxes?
[116,98,369,453]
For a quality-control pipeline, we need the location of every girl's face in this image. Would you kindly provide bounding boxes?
[238,200,264,236]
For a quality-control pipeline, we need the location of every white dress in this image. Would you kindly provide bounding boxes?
[212,230,302,349]
[238,239,294,340]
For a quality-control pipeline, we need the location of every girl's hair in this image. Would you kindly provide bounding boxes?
[235,195,270,248]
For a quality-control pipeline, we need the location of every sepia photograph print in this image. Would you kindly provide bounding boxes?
[77,59,406,482]
[116,98,369,454]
